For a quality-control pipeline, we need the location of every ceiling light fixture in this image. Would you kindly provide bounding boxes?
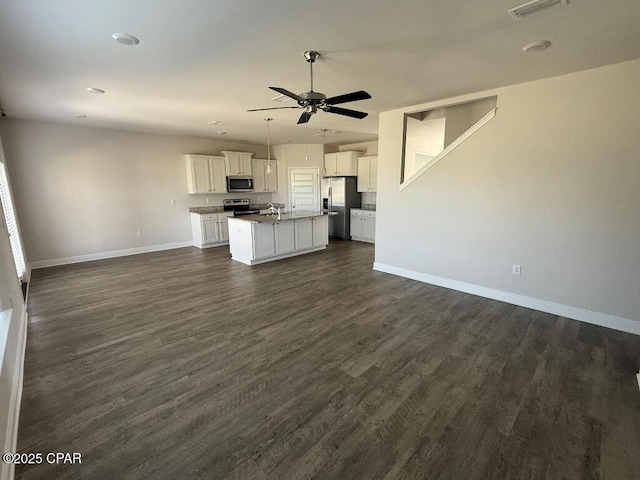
[208,120,224,125]
[264,118,273,174]
[112,33,140,46]
[217,131,227,135]
[332,130,341,134]
[320,128,327,151]
[523,40,552,52]
[73,114,87,119]
[86,87,105,94]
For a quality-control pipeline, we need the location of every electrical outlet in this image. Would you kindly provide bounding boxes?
[512,265,521,275]
[169,199,176,205]
[136,231,142,237]
[205,198,211,203]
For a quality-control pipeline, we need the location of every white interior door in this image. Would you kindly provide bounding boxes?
[289,167,319,212]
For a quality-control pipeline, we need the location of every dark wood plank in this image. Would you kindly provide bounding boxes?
[15,241,640,480]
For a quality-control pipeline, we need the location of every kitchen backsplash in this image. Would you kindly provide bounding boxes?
[362,192,377,205]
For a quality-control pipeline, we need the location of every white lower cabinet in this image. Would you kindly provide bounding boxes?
[229,215,329,265]
[295,216,327,250]
[253,220,302,258]
[294,217,313,250]
[218,213,232,242]
[350,209,376,243]
[275,221,295,254]
[252,222,276,259]
[191,212,234,248]
[312,216,328,246]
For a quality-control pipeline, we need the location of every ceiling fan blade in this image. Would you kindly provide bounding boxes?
[324,106,368,119]
[324,90,371,105]
[269,87,304,103]
[297,111,312,124]
[246,106,300,112]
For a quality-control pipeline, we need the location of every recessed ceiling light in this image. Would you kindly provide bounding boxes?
[217,131,227,135]
[523,40,552,52]
[73,114,87,119]
[112,33,140,46]
[331,130,341,134]
[86,87,105,94]
[208,120,224,125]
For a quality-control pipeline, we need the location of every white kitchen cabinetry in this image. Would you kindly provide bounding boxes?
[190,212,234,248]
[357,155,378,192]
[222,151,253,176]
[275,221,295,255]
[252,220,296,258]
[229,215,329,265]
[218,212,233,242]
[324,151,359,176]
[294,217,313,250]
[312,216,328,247]
[185,154,227,194]
[252,159,278,192]
[252,222,276,259]
[350,209,376,243]
[294,216,328,250]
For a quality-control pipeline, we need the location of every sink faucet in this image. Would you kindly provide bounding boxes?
[267,203,281,219]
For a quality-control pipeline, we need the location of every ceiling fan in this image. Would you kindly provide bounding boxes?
[247,50,371,124]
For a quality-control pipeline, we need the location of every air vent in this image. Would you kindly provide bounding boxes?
[508,0,568,21]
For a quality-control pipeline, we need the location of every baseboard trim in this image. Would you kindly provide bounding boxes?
[1,308,27,480]
[373,262,640,336]
[29,241,193,269]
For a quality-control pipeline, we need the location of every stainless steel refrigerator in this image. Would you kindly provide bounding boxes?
[321,177,362,240]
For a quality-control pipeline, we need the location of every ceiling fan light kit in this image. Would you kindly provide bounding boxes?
[248,50,371,124]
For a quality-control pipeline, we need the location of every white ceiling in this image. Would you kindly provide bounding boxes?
[1,0,639,146]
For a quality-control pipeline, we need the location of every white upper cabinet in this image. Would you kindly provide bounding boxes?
[324,151,359,177]
[357,155,378,192]
[185,154,227,194]
[222,151,253,176]
[252,159,278,192]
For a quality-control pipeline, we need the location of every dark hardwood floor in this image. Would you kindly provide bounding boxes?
[16,241,640,479]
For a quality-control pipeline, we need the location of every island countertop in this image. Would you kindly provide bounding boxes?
[228,210,336,223]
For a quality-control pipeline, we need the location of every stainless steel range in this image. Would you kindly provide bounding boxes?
[223,198,260,216]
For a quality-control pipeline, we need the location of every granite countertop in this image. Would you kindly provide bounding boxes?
[352,204,377,212]
[251,203,284,210]
[189,203,285,215]
[229,210,336,223]
[189,206,224,214]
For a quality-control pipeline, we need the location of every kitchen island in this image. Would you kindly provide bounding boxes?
[228,211,330,265]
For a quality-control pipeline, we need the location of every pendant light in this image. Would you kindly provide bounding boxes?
[320,128,327,176]
[264,117,273,174]
[305,121,310,162]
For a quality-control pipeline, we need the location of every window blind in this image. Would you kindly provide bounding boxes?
[0,162,26,280]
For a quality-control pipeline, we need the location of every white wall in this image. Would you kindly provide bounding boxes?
[376,58,640,332]
[0,135,27,480]
[0,120,269,264]
[336,141,378,156]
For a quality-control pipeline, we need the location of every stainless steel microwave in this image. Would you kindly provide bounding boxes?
[226,176,254,192]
